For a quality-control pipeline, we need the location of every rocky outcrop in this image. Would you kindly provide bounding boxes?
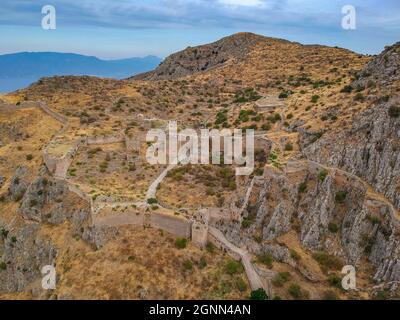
[132,33,266,80]
[218,162,400,283]
[20,176,92,234]
[0,222,56,294]
[304,100,400,210]
[8,166,29,201]
[352,42,400,89]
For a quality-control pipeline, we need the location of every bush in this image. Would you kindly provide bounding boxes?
[250,288,268,300]
[318,169,328,182]
[285,143,293,151]
[327,275,342,289]
[311,95,320,103]
[26,154,33,161]
[235,278,248,292]
[175,238,187,249]
[388,105,400,118]
[312,252,342,271]
[279,92,288,99]
[199,257,207,269]
[354,93,364,101]
[328,223,339,233]
[323,290,340,300]
[206,242,214,253]
[183,260,193,271]
[147,198,158,204]
[257,254,273,268]
[298,182,307,193]
[290,249,301,261]
[0,261,6,271]
[288,284,302,299]
[341,85,353,93]
[335,191,347,203]
[224,260,243,275]
[272,272,291,287]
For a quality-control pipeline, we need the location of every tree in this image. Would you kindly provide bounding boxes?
[250,288,268,300]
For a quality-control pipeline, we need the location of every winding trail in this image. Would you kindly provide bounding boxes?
[146,164,176,200]
[209,227,270,295]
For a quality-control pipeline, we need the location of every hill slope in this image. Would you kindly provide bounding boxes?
[132,32,267,80]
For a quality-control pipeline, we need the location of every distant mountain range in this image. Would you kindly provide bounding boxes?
[0,52,162,92]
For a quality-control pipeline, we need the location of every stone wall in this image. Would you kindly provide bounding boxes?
[43,138,86,179]
[93,211,145,228]
[149,212,192,239]
[38,102,68,124]
[87,134,125,145]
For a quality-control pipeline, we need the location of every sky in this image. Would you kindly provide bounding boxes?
[0,0,399,59]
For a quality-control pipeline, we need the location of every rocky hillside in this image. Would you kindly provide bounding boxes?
[132,32,267,80]
[1,33,399,300]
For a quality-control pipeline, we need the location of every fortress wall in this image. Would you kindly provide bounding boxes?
[87,134,125,145]
[44,138,86,179]
[93,211,145,228]
[149,212,192,238]
[38,102,68,124]
[67,183,93,204]
[191,222,208,248]
[207,231,242,261]
[43,151,57,174]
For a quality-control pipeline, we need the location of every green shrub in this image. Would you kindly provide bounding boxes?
[175,238,187,249]
[312,252,342,271]
[298,182,307,193]
[341,85,353,93]
[183,260,193,271]
[235,278,248,292]
[224,260,243,275]
[250,288,268,300]
[30,199,38,207]
[285,143,293,151]
[1,228,9,239]
[327,275,342,289]
[388,105,400,118]
[323,290,340,300]
[328,223,339,233]
[257,254,273,268]
[290,249,301,261]
[147,198,158,205]
[199,257,207,269]
[206,242,214,253]
[26,154,33,161]
[374,289,390,300]
[335,191,347,203]
[311,95,320,103]
[318,169,328,182]
[272,272,291,287]
[288,284,302,299]
[354,93,364,101]
[0,261,6,271]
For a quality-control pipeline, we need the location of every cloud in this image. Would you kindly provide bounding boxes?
[218,0,266,8]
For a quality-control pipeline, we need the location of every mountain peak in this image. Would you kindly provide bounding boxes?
[132,32,267,81]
